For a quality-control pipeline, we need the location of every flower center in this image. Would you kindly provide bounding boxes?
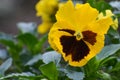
[74,31,83,40]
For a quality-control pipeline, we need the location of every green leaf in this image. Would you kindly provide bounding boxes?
[116,13,120,19]
[111,61,120,72]
[17,33,38,53]
[97,44,120,60]
[17,22,37,34]
[42,51,61,65]
[64,70,84,80]
[87,0,97,8]
[25,54,42,66]
[87,0,112,12]
[109,59,120,79]
[0,39,21,60]
[39,62,58,80]
[99,57,117,68]
[0,33,22,63]
[0,32,15,48]
[105,27,120,45]
[0,72,35,79]
[0,58,12,75]
[0,39,14,48]
[45,46,53,51]
[0,49,7,59]
[109,1,120,11]
[34,34,48,53]
[84,57,99,79]
[97,71,112,80]
[0,32,21,52]
[96,1,112,12]
[0,32,13,41]
[107,26,119,38]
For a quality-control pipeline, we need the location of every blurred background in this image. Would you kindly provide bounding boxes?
[0,0,120,34]
[0,0,40,34]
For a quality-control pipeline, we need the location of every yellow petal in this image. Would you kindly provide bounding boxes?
[98,10,113,19]
[56,1,99,29]
[38,22,53,34]
[48,21,74,51]
[112,18,118,30]
[56,1,76,27]
[75,3,99,27]
[98,10,118,30]
[48,21,75,60]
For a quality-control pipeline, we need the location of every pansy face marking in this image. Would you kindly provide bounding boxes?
[59,29,97,61]
[48,1,113,66]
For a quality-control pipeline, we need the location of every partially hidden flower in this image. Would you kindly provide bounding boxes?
[37,22,53,34]
[35,0,59,34]
[48,1,113,67]
[98,10,118,30]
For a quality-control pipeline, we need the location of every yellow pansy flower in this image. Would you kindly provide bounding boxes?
[48,1,113,67]
[35,0,59,34]
[98,10,118,30]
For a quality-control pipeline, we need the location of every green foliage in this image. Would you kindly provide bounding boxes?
[17,33,38,54]
[34,34,48,53]
[64,68,84,80]
[0,0,120,80]
[87,0,112,12]
[0,58,12,76]
[0,72,35,80]
[39,62,58,80]
[97,44,120,60]
[42,51,61,64]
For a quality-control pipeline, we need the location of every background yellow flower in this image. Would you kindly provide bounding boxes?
[36,0,58,16]
[98,10,118,30]
[37,22,53,34]
[35,0,59,34]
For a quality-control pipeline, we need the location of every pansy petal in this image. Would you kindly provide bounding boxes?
[56,1,99,30]
[98,10,118,30]
[56,1,77,27]
[75,3,99,27]
[80,16,113,35]
[48,23,74,61]
[84,34,104,61]
[48,21,75,51]
[69,58,88,67]
[89,17,113,34]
